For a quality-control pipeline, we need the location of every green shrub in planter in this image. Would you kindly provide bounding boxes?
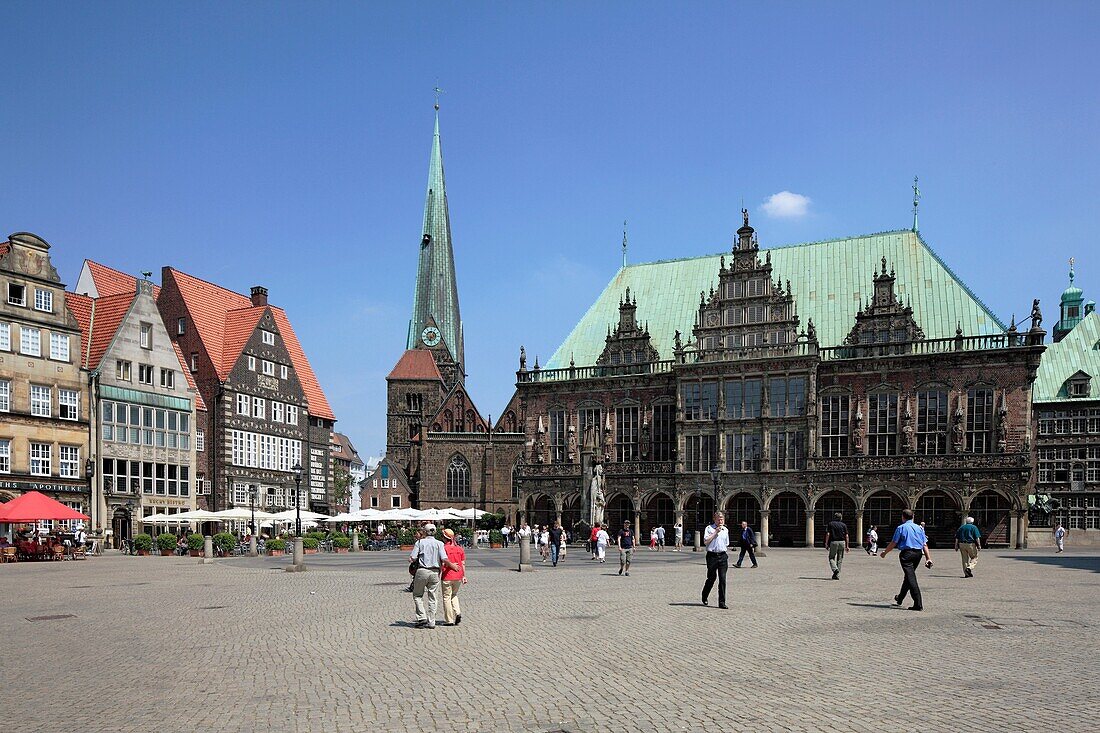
[187,533,204,551]
[456,527,474,542]
[356,531,370,545]
[212,532,236,555]
[397,527,418,545]
[133,533,153,552]
[333,536,351,549]
[489,529,503,545]
[156,532,178,551]
[306,530,327,541]
[302,537,319,550]
[329,529,347,539]
[267,538,287,552]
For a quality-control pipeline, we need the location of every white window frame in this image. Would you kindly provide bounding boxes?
[236,393,249,415]
[59,388,79,421]
[7,282,26,306]
[0,321,9,351]
[30,442,51,476]
[262,330,275,345]
[196,429,205,452]
[287,405,298,425]
[49,332,70,361]
[34,288,53,313]
[21,326,41,356]
[0,379,9,412]
[280,364,288,379]
[160,368,175,388]
[30,384,51,417]
[177,317,186,335]
[138,363,153,385]
[140,322,152,349]
[271,401,284,424]
[253,396,266,419]
[190,352,198,372]
[369,496,379,508]
[262,360,274,376]
[59,445,80,478]
[117,360,132,381]
[0,438,9,473]
[247,355,256,371]
[390,495,401,508]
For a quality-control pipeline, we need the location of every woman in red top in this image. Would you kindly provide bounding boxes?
[440,528,467,625]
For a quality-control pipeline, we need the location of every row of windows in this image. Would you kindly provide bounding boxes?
[245,354,289,379]
[1053,495,1100,530]
[547,405,677,463]
[1037,447,1100,483]
[0,322,71,361]
[0,439,80,477]
[366,495,404,509]
[700,331,791,351]
[229,429,303,472]
[819,388,997,457]
[722,279,769,299]
[100,458,191,496]
[681,431,806,472]
[6,282,54,312]
[102,400,191,450]
[236,393,299,425]
[114,359,176,388]
[682,378,807,421]
[0,381,80,420]
[230,482,305,508]
[1038,408,1100,436]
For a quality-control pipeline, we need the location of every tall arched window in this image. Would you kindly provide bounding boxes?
[447,455,470,499]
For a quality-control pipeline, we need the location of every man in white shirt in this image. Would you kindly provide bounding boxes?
[655,525,666,552]
[500,524,511,548]
[701,512,730,609]
[409,524,458,629]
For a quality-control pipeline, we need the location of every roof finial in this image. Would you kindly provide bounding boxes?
[1069,256,1075,284]
[433,84,443,111]
[622,220,628,268]
[912,175,921,232]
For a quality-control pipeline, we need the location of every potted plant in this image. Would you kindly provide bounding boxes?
[186,533,204,557]
[489,529,503,548]
[333,536,351,553]
[212,532,236,557]
[133,533,153,556]
[306,530,327,542]
[157,532,178,556]
[267,538,287,556]
[398,527,417,549]
[302,537,319,554]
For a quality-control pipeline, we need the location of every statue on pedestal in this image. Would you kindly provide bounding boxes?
[590,461,606,527]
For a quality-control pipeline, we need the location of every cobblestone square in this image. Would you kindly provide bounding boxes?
[3,546,1099,733]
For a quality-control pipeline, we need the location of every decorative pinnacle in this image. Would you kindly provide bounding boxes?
[1069,256,1075,284]
[912,176,921,232]
[622,220,628,268]
[433,85,443,111]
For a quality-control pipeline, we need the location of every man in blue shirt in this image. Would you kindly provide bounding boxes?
[879,509,933,611]
[954,516,981,578]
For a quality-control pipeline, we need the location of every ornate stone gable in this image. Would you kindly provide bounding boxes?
[692,209,802,356]
[596,288,660,367]
[843,257,925,347]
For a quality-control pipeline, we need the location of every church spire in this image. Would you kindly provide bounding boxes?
[407,103,464,385]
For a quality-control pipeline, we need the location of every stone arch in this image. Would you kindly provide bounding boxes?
[502,411,518,433]
[915,488,963,548]
[724,492,761,533]
[968,489,1013,546]
[862,489,906,544]
[605,493,634,533]
[446,453,471,500]
[766,491,807,547]
[560,493,583,533]
[642,491,675,544]
[526,494,555,529]
[812,490,858,548]
[683,491,715,541]
[808,485,860,512]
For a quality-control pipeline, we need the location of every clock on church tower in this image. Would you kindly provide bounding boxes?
[421,326,442,347]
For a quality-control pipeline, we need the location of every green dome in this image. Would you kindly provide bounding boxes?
[1062,284,1083,303]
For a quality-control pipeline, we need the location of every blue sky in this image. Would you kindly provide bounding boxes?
[3,2,1098,458]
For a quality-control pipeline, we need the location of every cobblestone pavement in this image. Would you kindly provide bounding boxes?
[3,545,1099,732]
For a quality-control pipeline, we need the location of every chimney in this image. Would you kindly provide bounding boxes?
[250,286,268,307]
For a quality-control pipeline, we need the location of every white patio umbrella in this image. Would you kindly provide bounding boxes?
[211,508,277,522]
[266,509,331,522]
[415,508,465,521]
[170,509,222,522]
[447,508,490,520]
[378,508,423,521]
[140,513,172,523]
[353,508,387,520]
[320,512,366,523]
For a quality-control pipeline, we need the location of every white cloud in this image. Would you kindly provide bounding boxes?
[761,191,811,219]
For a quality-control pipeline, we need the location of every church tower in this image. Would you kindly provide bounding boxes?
[407,105,464,388]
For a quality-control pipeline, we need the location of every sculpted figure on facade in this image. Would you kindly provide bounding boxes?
[852,406,865,453]
[590,461,606,526]
[901,398,915,453]
[519,345,526,371]
[603,415,614,461]
[534,415,546,464]
[997,402,1009,453]
[567,424,577,462]
[952,404,965,453]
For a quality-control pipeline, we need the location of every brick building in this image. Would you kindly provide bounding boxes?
[0,232,91,531]
[507,212,1046,547]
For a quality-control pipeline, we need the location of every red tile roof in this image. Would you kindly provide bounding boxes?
[83,260,160,298]
[170,340,207,411]
[64,292,94,367]
[387,349,443,381]
[0,240,10,258]
[165,267,335,421]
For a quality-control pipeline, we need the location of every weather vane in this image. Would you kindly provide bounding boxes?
[912,176,921,232]
[433,85,443,111]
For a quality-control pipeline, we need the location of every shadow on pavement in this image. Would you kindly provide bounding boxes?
[1004,554,1100,573]
[796,576,834,581]
[847,602,899,609]
[668,602,708,608]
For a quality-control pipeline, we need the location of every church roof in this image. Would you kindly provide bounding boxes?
[406,112,463,370]
[546,229,1006,368]
[1035,311,1100,402]
[387,349,443,381]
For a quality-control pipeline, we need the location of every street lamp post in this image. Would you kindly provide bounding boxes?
[248,485,258,557]
[292,462,304,537]
[710,464,720,516]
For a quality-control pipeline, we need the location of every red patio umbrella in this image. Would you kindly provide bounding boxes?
[0,491,90,522]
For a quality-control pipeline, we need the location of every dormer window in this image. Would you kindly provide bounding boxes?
[262,330,275,345]
[1067,306,1080,319]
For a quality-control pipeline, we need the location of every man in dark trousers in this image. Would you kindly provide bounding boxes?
[824,512,849,580]
[734,520,758,568]
[701,511,731,608]
[616,520,636,576]
[548,520,565,567]
[879,508,934,611]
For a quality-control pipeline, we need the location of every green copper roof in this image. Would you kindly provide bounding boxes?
[407,112,464,369]
[1034,311,1100,402]
[546,229,1006,368]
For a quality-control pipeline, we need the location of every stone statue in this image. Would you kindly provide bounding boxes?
[641,418,650,459]
[519,345,527,370]
[996,403,1009,453]
[567,424,577,462]
[951,405,965,452]
[852,407,864,453]
[603,415,614,461]
[1025,299,1042,327]
[590,462,606,526]
[742,207,749,227]
[674,330,683,352]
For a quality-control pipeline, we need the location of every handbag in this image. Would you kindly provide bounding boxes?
[409,550,423,576]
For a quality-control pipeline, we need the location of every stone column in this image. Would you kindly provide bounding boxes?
[518,534,534,572]
[855,513,864,549]
[1017,511,1028,549]
[200,535,214,565]
[694,530,701,552]
[804,511,815,547]
[249,535,258,557]
[351,532,360,552]
[759,510,770,548]
[1008,510,1019,549]
[286,537,306,572]
[634,511,641,545]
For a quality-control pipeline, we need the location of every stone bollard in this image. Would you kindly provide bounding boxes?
[286,537,306,572]
[518,535,534,572]
[754,530,767,557]
[351,532,360,552]
[249,535,258,557]
[693,530,702,552]
[200,535,214,564]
